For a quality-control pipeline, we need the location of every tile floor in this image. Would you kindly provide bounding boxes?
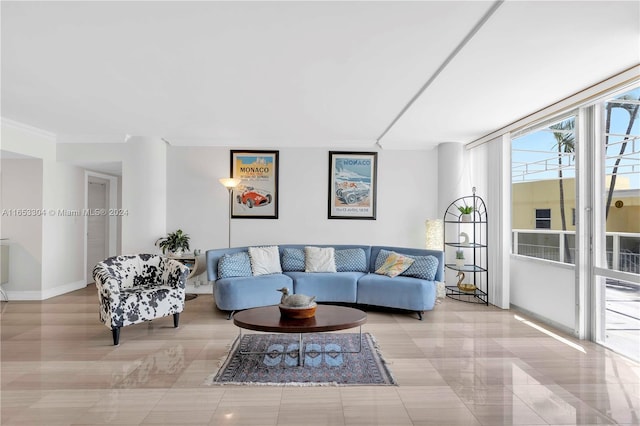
[1,286,638,425]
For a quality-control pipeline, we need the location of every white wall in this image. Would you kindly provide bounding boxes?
[121,137,167,253]
[166,146,438,250]
[510,255,576,331]
[438,142,471,216]
[1,122,88,299]
[0,159,44,294]
[41,161,86,297]
[58,139,164,254]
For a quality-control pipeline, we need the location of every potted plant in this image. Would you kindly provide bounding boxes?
[155,229,190,257]
[458,205,474,222]
[455,249,465,268]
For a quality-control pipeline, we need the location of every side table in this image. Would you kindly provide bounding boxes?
[167,253,206,300]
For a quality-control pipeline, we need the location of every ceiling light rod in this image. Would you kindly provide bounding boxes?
[374,0,504,146]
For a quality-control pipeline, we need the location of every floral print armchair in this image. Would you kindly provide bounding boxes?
[93,254,189,345]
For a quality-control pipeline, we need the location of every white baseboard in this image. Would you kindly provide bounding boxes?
[510,303,576,337]
[5,280,87,301]
[4,290,42,300]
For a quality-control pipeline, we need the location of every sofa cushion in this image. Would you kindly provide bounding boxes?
[375,251,415,277]
[304,246,336,273]
[248,246,282,276]
[281,248,305,272]
[375,249,439,281]
[403,255,439,281]
[357,273,436,311]
[335,248,368,272]
[218,251,252,278]
[285,271,361,303]
[214,274,293,311]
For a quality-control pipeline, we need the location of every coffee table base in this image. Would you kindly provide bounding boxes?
[234,327,363,367]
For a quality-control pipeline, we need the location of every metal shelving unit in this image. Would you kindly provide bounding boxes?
[444,188,488,305]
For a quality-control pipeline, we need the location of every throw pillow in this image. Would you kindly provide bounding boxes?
[375,251,415,278]
[374,249,394,271]
[218,251,252,279]
[375,249,439,281]
[248,246,282,276]
[335,248,368,272]
[281,248,305,271]
[304,246,337,273]
[402,255,439,281]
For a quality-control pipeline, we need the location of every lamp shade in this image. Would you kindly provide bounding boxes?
[219,177,241,189]
[425,219,443,250]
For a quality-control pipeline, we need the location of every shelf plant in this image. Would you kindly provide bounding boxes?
[458,205,474,222]
[455,249,465,268]
[155,229,191,256]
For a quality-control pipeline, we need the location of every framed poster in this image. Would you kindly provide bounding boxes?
[328,151,377,220]
[230,150,279,219]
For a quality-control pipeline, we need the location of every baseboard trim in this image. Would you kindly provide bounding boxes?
[6,280,87,301]
[510,303,576,337]
[42,280,87,300]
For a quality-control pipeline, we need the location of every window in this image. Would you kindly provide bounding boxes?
[512,115,577,263]
[535,209,551,229]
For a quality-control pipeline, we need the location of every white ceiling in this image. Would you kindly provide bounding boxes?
[1,1,639,151]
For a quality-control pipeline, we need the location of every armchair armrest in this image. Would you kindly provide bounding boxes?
[162,258,189,289]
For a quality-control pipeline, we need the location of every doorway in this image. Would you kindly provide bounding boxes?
[87,177,108,283]
[85,172,119,284]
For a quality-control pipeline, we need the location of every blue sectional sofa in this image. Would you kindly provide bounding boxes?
[206,244,444,320]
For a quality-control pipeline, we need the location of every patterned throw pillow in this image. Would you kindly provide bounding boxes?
[304,246,337,273]
[218,251,252,278]
[335,248,367,272]
[375,249,439,280]
[248,246,282,276]
[375,251,415,278]
[402,255,439,281]
[282,248,305,271]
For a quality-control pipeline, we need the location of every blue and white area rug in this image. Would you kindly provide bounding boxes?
[209,332,396,386]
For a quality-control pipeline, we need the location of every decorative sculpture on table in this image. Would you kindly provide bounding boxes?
[277,287,317,318]
[456,271,476,293]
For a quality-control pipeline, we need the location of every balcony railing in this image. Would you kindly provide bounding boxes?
[512,229,640,274]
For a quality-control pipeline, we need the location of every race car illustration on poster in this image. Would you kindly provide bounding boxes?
[236,186,272,208]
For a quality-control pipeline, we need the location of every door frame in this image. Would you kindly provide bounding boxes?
[84,171,118,284]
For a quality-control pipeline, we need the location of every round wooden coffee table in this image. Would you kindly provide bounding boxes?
[232,305,367,366]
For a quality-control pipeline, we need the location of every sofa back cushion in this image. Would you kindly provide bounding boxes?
[218,251,252,278]
[335,248,368,272]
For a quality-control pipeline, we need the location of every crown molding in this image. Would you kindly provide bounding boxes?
[1,117,57,141]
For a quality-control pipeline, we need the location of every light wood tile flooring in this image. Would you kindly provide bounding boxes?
[1,285,638,425]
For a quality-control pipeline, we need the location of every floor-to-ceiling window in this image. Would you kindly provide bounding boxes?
[511,84,639,361]
[594,86,639,361]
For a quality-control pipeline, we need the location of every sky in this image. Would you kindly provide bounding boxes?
[512,87,640,190]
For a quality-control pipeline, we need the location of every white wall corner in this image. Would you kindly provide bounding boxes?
[41,279,87,300]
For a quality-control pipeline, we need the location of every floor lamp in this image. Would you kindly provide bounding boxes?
[219,178,241,248]
[425,219,443,250]
[425,219,445,299]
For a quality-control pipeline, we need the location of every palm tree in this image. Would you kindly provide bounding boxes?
[604,94,640,218]
[550,118,575,263]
